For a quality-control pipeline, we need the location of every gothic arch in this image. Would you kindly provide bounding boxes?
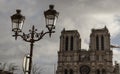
[64,69,68,74]
[101,35,104,50]
[96,69,100,74]
[70,69,73,74]
[70,36,73,51]
[96,35,99,50]
[65,36,69,51]
[102,69,106,74]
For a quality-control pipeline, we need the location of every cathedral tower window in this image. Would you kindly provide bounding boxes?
[101,35,104,50]
[70,36,73,51]
[65,36,69,51]
[96,35,99,50]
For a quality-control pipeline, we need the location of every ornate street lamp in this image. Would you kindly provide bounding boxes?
[44,5,59,37]
[10,5,59,74]
[11,9,25,33]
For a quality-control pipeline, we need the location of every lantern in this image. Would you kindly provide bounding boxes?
[11,9,25,32]
[44,5,59,31]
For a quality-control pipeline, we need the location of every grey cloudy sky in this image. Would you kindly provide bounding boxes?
[0,0,120,74]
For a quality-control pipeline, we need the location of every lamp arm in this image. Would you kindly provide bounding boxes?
[12,33,31,42]
[34,30,55,42]
[20,34,31,42]
[12,25,55,43]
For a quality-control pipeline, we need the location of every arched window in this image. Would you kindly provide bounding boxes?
[96,35,99,50]
[70,69,73,74]
[101,35,104,50]
[64,69,68,74]
[65,36,68,51]
[102,69,106,74]
[79,55,81,61]
[96,69,100,74]
[70,36,73,51]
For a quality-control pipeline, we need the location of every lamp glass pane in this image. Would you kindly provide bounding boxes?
[12,19,24,32]
[53,16,57,26]
[46,15,57,26]
[48,18,54,25]
[12,23,18,32]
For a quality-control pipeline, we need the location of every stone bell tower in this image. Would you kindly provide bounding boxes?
[56,28,81,74]
[59,28,81,52]
[89,26,110,51]
[89,26,113,74]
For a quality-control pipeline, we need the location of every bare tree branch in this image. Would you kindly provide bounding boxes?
[31,64,42,74]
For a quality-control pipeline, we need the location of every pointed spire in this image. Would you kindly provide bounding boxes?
[104,25,108,32]
[104,26,107,29]
[63,28,65,31]
[62,28,65,32]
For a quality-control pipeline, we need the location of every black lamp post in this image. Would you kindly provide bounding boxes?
[11,5,59,74]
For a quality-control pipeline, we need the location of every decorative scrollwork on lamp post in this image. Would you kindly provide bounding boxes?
[10,5,59,74]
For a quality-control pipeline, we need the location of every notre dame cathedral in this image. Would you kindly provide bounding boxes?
[56,27,119,74]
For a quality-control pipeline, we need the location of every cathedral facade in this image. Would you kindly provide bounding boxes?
[56,27,119,74]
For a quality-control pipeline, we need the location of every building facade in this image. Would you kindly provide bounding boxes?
[56,27,119,74]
